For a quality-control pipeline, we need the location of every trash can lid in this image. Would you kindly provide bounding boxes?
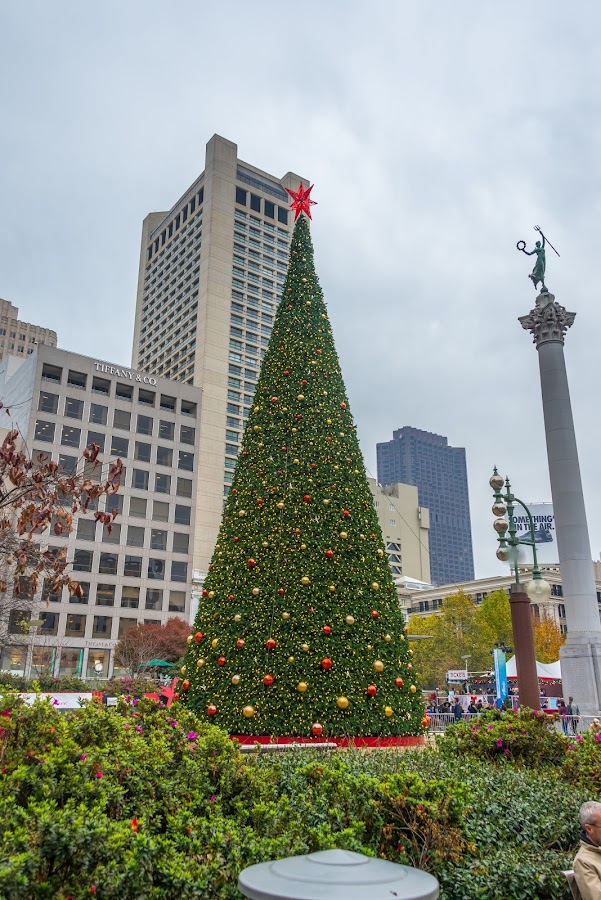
[238,849,440,900]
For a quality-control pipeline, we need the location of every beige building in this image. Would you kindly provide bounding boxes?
[132,134,309,576]
[368,478,430,583]
[0,345,200,679]
[0,298,57,363]
[402,567,601,634]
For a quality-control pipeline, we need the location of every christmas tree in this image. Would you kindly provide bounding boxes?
[182,190,424,738]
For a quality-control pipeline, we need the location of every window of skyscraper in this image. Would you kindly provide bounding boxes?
[87,431,105,452]
[61,425,81,448]
[116,383,133,402]
[264,200,275,219]
[236,187,247,206]
[90,404,108,425]
[38,391,58,414]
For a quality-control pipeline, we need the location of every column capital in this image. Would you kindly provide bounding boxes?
[518,293,576,347]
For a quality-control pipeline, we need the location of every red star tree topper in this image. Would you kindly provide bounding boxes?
[286,183,317,220]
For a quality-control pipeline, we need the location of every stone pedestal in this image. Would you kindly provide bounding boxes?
[519,293,601,715]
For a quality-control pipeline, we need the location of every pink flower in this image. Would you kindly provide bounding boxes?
[595,733,601,743]
[169,718,178,728]
[186,732,197,741]
[0,709,11,717]
[496,739,503,748]
[124,724,130,730]
[95,771,103,779]
[210,794,216,803]
[576,735,583,741]
[80,754,87,761]
[569,744,575,751]
[136,725,144,734]
[487,725,493,731]
[133,699,139,706]
[52,699,59,705]
[504,748,510,756]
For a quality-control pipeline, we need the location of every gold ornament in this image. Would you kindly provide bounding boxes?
[377,549,384,556]
[336,696,349,710]
[297,682,308,692]
[410,685,417,693]
[242,705,256,718]
[301,643,310,652]
[373,660,384,672]
[282,612,290,620]
[180,666,186,674]
[208,591,215,599]
[234,614,242,622]
[231,674,241,685]
[384,706,393,717]
[322,498,330,505]
[301,576,310,585]
[252,587,260,596]
[372,582,379,591]
[297,393,304,400]
[367,644,372,651]
[288,656,295,663]
[293,458,300,465]
[384,634,392,643]
[300,543,307,550]
[211,638,218,648]
[329,585,336,592]
[345,615,355,625]
[277,501,285,509]
[339,531,348,539]
[238,510,246,517]
[262,541,269,548]
[197,658,204,667]
[186,635,193,644]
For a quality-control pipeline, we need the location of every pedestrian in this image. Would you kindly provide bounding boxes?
[558,699,569,736]
[573,800,601,899]
[567,696,581,735]
[452,698,463,722]
[467,700,478,715]
[589,718,601,737]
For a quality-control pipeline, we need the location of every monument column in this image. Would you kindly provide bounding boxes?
[519,293,601,714]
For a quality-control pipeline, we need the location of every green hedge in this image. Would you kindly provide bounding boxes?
[0,693,594,899]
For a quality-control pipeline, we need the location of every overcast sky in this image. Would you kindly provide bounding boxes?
[2,2,600,579]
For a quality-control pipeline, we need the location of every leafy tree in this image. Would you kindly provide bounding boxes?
[408,591,496,689]
[0,428,122,650]
[115,618,192,676]
[476,589,513,647]
[183,213,423,737]
[532,610,565,663]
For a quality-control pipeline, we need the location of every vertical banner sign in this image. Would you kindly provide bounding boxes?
[493,649,508,703]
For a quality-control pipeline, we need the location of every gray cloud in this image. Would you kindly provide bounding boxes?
[1,1,600,578]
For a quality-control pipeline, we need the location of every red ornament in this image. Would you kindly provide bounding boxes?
[342,509,350,517]
[234,537,239,543]
[266,638,276,650]
[271,396,278,403]
[321,658,332,670]
[194,632,204,643]
[202,589,208,597]
[395,677,404,688]
[228,594,234,600]
[325,549,333,559]
[407,663,413,670]
[278,588,285,595]
[322,625,332,635]
[218,656,226,666]
[173,692,180,700]
[286,183,317,221]
[236,639,245,649]
[263,674,274,686]
[302,379,308,385]
[311,722,323,736]
[281,446,287,452]
[257,498,264,506]
[371,610,379,619]
[181,679,190,691]
[247,558,256,568]
[366,685,377,697]
[303,495,311,502]
[284,370,290,375]
[207,704,217,716]
[294,528,301,535]
[340,402,347,410]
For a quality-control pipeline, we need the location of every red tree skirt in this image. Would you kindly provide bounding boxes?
[231,734,425,747]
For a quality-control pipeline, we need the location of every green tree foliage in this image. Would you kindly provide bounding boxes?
[476,589,513,647]
[183,214,422,737]
[532,609,565,663]
[409,591,497,688]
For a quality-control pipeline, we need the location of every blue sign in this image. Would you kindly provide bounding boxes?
[493,649,508,704]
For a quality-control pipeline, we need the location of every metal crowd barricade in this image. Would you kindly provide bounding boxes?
[554,714,600,735]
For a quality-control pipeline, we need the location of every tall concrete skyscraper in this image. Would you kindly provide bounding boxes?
[132,135,308,573]
[376,427,474,585]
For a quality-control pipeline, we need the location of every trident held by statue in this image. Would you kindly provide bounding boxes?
[516,226,560,293]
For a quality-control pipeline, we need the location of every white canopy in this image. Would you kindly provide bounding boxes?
[505,655,561,680]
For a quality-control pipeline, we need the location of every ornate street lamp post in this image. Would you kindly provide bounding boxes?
[489,468,547,710]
